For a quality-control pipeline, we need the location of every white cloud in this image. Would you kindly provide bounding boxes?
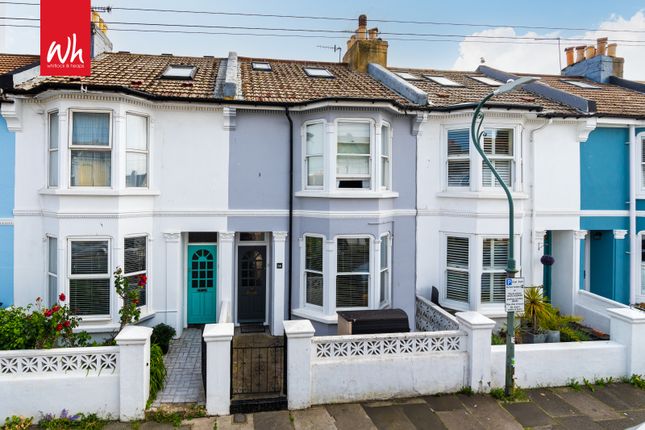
[452,10,645,80]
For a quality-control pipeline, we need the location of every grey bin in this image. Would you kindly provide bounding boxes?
[337,309,410,335]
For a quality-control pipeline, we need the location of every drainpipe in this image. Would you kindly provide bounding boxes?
[285,108,294,319]
[529,118,551,284]
[629,125,636,305]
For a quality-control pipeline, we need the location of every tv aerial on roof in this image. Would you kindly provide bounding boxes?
[317,45,342,63]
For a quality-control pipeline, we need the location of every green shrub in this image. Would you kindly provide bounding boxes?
[148,344,167,407]
[151,323,176,354]
[2,415,33,430]
[560,325,590,342]
[491,333,505,345]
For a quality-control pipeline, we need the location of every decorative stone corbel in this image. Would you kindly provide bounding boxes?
[223,107,236,131]
[411,112,427,137]
[613,229,628,240]
[574,230,588,240]
[163,232,181,243]
[535,230,546,250]
[576,117,597,143]
[0,98,22,131]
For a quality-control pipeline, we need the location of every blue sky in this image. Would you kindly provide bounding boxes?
[2,0,645,78]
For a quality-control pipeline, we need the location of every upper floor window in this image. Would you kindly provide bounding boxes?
[482,129,513,188]
[380,124,391,190]
[447,129,470,187]
[69,239,110,316]
[126,114,149,188]
[305,122,324,189]
[70,112,111,187]
[48,111,59,188]
[337,122,371,189]
[641,137,645,190]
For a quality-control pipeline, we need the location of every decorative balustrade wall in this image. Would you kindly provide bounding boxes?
[415,294,459,331]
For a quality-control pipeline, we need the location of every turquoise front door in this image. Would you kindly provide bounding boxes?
[187,245,217,324]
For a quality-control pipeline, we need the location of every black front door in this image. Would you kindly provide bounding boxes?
[237,245,267,323]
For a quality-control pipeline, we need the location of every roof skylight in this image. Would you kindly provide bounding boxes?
[562,80,600,89]
[425,75,463,87]
[396,72,422,80]
[470,76,503,86]
[161,65,197,79]
[304,67,334,78]
[252,62,272,71]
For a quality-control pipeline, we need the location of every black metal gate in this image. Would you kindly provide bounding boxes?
[230,333,287,413]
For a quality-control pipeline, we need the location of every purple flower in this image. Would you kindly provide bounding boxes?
[60,409,68,419]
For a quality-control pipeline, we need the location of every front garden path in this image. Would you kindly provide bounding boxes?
[153,328,204,406]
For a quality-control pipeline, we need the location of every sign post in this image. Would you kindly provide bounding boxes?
[505,277,525,313]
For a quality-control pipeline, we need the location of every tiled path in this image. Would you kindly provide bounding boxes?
[153,328,204,405]
[211,383,645,429]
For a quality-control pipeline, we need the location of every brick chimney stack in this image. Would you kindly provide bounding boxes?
[562,38,624,83]
[91,11,113,57]
[343,15,388,73]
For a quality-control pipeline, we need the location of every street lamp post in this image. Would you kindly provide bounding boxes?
[470,76,539,397]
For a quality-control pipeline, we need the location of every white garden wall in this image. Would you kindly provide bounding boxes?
[0,325,152,423]
[491,341,627,388]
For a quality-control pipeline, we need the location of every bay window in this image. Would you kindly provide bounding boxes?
[481,238,508,303]
[70,112,111,187]
[305,122,324,188]
[304,235,323,307]
[380,124,391,190]
[47,237,58,306]
[337,122,371,189]
[69,239,110,316]
[336,237,370,308]
[380,234,390,306]
[48,111,59,187]
[446,236,469,303]
[482,129,513,188]
[124,236,147,307]
[447,129,470,187]
[125,114,149,188]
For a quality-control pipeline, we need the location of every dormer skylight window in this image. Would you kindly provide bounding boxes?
[304,67,334,78]
[252,62,272,71]
[396,72,422,80]
[562,80,600,89]
[425,76,463,87]
[470,76,503,86]
[161,65,197,80]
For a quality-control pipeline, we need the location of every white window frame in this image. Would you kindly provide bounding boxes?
[379,233,391,307]
[638,133,645,196]
[335,119,374,191]
[68,109,113,188]
[443,234,471,310]
[67,237,112,320]
[480,237,509,304]
[638,231,645,301]
[47,110,59,188]
[335,234,372,310]
[379,122,392,191]
[47,235,58,307]
[302,234,325,310]
[302,120,326,191]
[481,128,515,189]
[125,112,150,189]
[124,234,149,312]
[442,124,522,193]
[445,126,471,190]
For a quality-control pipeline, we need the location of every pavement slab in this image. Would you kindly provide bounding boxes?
[216,414,254,430]
[527,389,580,417]
[183,417,217,430]
[400,403,447,430]
[325,403,377,430]
[436,410,485,430]
[553,388,623,421]
[598,418,642,429]
[362,405,417,430]
[502,401,555,428]
[555,415,605,430]
[292,407,336,430]
[588,388,633,412]
[252,411,293,430]
[459,395,522,430]
[604,384,645,409]
[423,395,465,412]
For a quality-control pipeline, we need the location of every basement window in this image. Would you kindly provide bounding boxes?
[562,80,600,89]
[396,72,422,80]
[161,65,197,80]
[425,75,463,87]
[304,67,334,78]
[252,62,272,71]
[470,76,503,86]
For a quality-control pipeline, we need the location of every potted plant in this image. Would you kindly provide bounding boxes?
[521,287,553,343]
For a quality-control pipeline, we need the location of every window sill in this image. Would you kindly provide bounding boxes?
[437,191,528,200]
[73,321,120,334]
[292,307,338,324]
[295,190,399,199]
[39,188,160,197]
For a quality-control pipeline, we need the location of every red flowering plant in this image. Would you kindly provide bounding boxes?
[32,294,88,349]
[113,267,142,335]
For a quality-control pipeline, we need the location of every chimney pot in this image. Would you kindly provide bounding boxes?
[585,45,596,59]
[575,45,586,62]
[607,43,617,57]
[359,14,367,27]
[564,47,574,66]
[596,37,608,56]
[368,27,379,40]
